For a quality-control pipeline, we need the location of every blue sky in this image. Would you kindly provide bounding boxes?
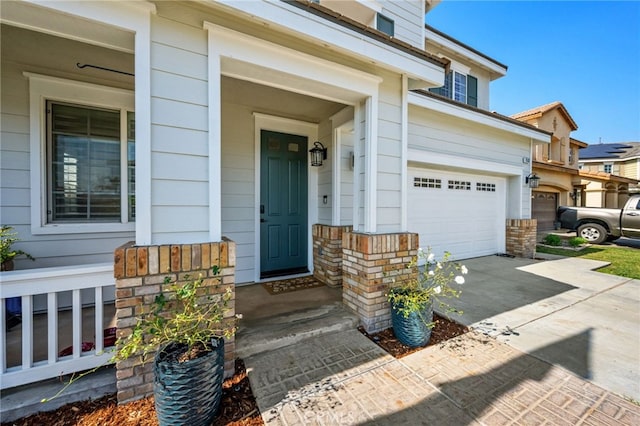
[426,1,640,144]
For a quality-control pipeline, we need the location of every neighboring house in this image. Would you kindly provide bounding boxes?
[0,0,550,396]
[579,142,640,207]
[511,102,587,230]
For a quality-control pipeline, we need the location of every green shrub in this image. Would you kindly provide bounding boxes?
[569,236,588,247]
[543,234,562,246]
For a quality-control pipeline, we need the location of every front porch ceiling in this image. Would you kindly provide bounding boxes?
[0,0,134,53]
[222,76,346,123]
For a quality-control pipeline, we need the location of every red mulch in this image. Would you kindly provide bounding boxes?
[3,316,468,425]
[358,313,470,358]
[1,359,263,426]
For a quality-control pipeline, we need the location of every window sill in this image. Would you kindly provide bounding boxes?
[32,222,135,235]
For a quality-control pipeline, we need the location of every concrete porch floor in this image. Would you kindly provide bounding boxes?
[234,280,356,359]
[235,280,343,325]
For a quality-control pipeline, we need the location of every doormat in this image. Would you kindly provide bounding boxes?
[262,275,325,295]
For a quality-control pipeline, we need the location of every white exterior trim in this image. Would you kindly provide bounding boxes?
[253,113,319,283]
[401,74,409,231]
[332,127,342,226]
[16,0,155,244]
[207,45,223,242]
[203,22,381,103]
[408,148,524,177]
[408,92,550,143]
[353,102,363,231]
[24,73,135,235]
[426,27,507,78]
[364,95,379,233]
[216,0,443,86]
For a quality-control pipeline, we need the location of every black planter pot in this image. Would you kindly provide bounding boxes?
[154,337,225,426]
[390,300,434,348]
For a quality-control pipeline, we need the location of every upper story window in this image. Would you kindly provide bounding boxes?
[376,13,394,37]
[603,163,613,173]
[430,71,478,107]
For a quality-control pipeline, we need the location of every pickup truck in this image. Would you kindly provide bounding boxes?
[557,194,640,244]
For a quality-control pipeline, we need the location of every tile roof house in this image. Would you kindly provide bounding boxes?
[511,102,587,230]
[1,0,549,403]
[579,142,640,205]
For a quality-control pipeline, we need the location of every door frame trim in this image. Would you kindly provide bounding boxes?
[253,113,318,283]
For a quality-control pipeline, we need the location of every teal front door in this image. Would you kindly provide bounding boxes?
[260,130,308,278]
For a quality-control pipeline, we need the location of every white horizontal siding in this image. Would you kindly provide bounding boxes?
[376,74,403,230]
[149,16,211,243]
[408,105,532,218]
[381,0,424,48]
[1,31,134,268]
[151,125,208,156]
[221,103,256,283]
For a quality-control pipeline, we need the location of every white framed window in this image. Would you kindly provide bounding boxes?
[603,163,613,173]
[26,73,135,234]
[430,71,478,107]
[454,72,467,103]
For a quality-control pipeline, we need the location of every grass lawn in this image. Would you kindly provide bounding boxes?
[537,244,640,279]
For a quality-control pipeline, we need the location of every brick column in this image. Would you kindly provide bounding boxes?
[342,232,418,333]
[312,224,352,288]
[506,219,537,258]
[113,238,236,404]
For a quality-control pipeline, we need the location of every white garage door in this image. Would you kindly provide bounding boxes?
[408,168,506,260]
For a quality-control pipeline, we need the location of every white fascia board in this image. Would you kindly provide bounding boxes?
[22,0,156,34]
[216,0,443,86]
[408,149,524,177]
[205,23,382,99]
[408,92,550,144]
[426,28,506,78]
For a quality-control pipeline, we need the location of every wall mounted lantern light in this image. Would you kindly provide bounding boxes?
[309,141,327,167]
[525,173,540,189]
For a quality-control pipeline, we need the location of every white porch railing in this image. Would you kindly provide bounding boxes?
[1,263,115,390]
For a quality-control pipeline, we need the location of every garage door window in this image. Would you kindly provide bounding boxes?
[448,180,471,190]
[413,177,441,188]
[476,182,496,192]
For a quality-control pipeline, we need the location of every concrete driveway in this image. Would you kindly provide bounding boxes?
[448,255,640,401]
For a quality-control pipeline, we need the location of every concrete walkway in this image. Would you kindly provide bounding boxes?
[244,254,640,424]
[452,255,640,402]
[245,328,640,425]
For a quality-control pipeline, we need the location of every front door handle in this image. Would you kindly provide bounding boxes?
[627,212,639,216]
[260,218,266,223]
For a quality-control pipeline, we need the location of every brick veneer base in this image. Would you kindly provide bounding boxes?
[113,239,236,404]
[506,219,537,258]
[342,232,419,333]
[312,224,352,288]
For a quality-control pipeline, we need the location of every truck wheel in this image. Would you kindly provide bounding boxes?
[577,223,608,244]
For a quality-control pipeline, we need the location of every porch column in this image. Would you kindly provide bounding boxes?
[506,219,537,259]
[206,30,222,242]
[342,231,418,333]
[312,224,352,288]
[113,239,236,404]
[364,95,379,233]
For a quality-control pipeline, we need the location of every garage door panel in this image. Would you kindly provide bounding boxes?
[408,168,505,260]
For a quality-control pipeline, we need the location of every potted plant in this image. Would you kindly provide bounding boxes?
[1,225,35,271]
[1,226,35,330]
[387,248,467,347]
[114,266,236,426]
